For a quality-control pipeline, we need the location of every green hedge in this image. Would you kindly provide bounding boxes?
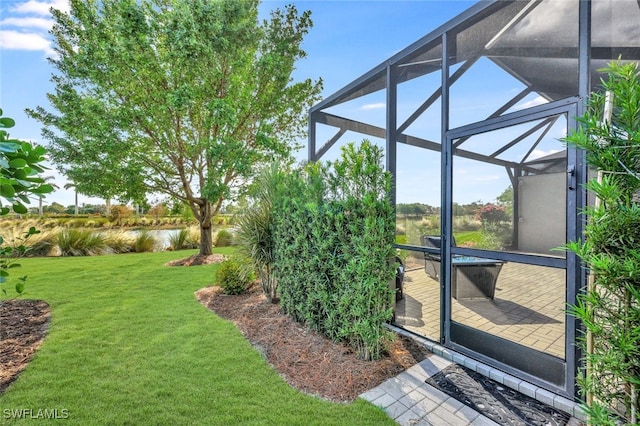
[272,141,396,360]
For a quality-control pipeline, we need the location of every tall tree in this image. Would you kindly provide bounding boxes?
[28,0,322,256]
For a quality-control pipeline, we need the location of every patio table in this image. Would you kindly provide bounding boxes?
[421,235,505,300]
[450,256,503,300]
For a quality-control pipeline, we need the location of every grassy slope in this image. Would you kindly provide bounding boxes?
[453,231,483,246]
[0,249,392,425]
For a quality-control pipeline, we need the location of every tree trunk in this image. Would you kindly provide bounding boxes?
[105,198,111,215]
[39,196,44,215]
[74,191,79,215]
[198,201,213,256]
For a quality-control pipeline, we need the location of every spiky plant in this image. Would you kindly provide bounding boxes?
[236,162,283,303]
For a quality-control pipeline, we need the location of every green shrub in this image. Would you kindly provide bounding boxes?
[42,219,59,228]
[133,230,157,253]
[564,61,640,425]
[215,229,234,247]
[272,140,395,361]
[167,228,187,250]
[215,257,253,295]
[186,227,200,247]
[0,222,57,257]
[0,227,41,296]
[394,234,409,264]
[57,229,108,256]
[67,218,86,228]
[453,215,481,232]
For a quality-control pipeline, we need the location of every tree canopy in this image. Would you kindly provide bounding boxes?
[28,0,322,255]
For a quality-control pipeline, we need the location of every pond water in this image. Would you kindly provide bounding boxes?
[127,229,183,249]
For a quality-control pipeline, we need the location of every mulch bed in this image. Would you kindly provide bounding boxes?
[165,253,226,266]
[196,284,431,402]
[0,299,51,394]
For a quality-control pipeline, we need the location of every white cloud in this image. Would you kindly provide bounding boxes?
[0,30,55,55]
[517,96,547,110]
[10,0,70,16]
[0,1,69,56]
[361,102,385,110]
[0,17,54,31]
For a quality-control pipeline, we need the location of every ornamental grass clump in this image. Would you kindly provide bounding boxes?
[102,230,135,253]
[57,228,108,256]
[564,61,640,426]
[133,230,158,253]
[167,228,199,250]
[214,229,234,247]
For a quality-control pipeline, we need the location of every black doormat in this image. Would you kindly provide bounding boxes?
[425,364,578,426]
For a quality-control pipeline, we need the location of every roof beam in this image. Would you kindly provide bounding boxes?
[490,116,556,158]
[397,57,479,135]
[313,111,541,174]
[453,87,532,148]
[314,128,347,161]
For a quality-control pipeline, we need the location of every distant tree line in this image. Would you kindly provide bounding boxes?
[396,203,440,218]
[396,186,513,219]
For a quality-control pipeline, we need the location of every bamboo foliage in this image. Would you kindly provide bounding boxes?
[270,141,396,361]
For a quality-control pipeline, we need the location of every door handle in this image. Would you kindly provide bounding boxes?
[567,165,575,190]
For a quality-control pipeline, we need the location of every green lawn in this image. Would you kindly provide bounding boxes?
[453,230,484,246]
[0,249,393,425]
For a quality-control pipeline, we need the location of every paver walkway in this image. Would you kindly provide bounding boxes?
[360,326,585,426]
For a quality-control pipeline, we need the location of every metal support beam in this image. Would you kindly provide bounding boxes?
[571,0,591,400]
[510,165,520,250]
[308,112,316,162]
[454,87,532,149]
[520,116,560,163]
[397,57,479,135]
[441,32,452,346]
[315,128,347,161]
[387,63,398,208]
[314,112,386,138]
[313,111,544,174]
[490,116,557,158]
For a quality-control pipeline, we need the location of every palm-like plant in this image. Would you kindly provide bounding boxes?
[39,176,60,215]
[64,182,78,215]
[236,163,283,303]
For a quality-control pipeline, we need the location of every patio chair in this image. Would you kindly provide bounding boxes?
[419,235,455,280]
[394,256,404,302]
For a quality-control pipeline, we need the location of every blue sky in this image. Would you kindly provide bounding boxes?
[0,0,478,208]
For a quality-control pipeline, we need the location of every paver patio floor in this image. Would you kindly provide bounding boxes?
[394,259,566,359]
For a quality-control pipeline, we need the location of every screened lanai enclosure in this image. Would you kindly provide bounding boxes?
[308,0,640,399]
